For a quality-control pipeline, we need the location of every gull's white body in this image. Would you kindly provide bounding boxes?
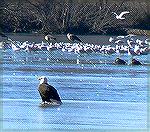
[112,11,130,19]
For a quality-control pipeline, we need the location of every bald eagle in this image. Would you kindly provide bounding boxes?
[38,76,62,105]
[130,59,142,65]
[114,57,127,65]
[45,35,56,42]
[67,33,82,42]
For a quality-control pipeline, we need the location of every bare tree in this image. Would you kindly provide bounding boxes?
[0,0,149,34]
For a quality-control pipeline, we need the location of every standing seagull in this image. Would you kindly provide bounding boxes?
[112,11,130,20]
[38,76,62,105]
[67,33,82,42]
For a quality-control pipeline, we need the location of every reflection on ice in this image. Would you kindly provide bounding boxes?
[1,99,147,130]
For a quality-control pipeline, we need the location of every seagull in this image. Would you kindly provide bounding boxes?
[108,37,114,43]
[112,11,130,20]
[11,44,21,52]
[67,33,82,42]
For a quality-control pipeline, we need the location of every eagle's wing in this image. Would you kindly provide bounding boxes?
[38,83,61,102]
[46,84,61,102]
[72,34,82,42]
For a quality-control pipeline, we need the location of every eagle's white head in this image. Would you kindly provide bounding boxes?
[67,33,70,36]
[45,35,49,41]
[38,76,48,84]
[67,33,72,37]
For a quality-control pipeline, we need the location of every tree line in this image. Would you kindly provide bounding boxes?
[0,0,150,35]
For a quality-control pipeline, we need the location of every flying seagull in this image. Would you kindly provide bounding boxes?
[67,33,82,42]
[112,11,130,20]
[38,76,62,105]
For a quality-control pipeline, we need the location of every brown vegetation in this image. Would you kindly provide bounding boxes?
[127,29,150,36]
[0,0,150,35]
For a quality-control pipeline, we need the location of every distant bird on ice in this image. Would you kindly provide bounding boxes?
[114,57,127,65]
[130,58,142,65]
[67,33,82,42]
[112,11,130,20]
[45,34,57,43]
[38,76,62,105]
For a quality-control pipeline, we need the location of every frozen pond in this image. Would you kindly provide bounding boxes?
[0,34,149,131]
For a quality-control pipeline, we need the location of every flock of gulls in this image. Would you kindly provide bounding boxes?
[0,11,149,66]
[1,32,149,65]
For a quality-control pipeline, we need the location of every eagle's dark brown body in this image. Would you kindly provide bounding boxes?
[38,83,61,103]
[67,33,82,42]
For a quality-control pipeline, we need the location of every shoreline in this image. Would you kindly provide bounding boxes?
[1,29,150,37]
